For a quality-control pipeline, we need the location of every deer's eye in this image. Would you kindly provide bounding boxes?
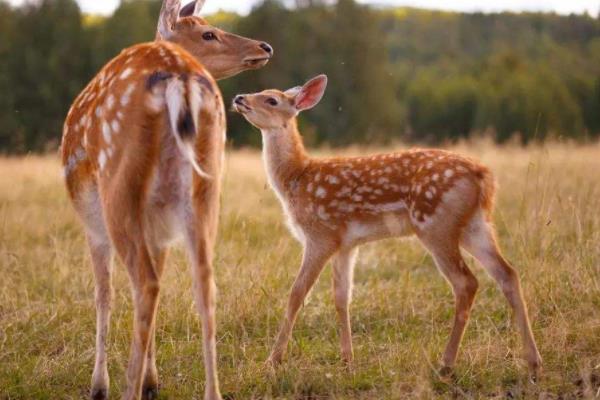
[266,98,278,106]
[202,32,217,41]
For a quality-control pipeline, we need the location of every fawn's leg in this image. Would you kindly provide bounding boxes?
[421,235,479,372]
[461,213,542,376]
[88,234,113,400]
[268,240,337,365]
[332,247,358,363]
[143,248,168,400]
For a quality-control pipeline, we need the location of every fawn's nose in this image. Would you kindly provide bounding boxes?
[234,95,245,105]
[259,42,273,55]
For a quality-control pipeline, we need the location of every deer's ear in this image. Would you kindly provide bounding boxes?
[179,0,206,17]
[157,0,181,40]
[193,0,206,15]
[294,75,328,111]
[284,86,303,98]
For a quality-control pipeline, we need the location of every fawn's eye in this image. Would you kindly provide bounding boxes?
[202,32,217,41]
[266,98,278,106]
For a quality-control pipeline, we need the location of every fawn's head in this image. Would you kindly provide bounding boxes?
[233,75,328,130]
[157,0,273,80]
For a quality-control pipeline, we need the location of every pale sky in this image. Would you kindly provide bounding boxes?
[7,0,600,16]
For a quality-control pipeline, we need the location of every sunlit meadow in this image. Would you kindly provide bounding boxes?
[1,142,600,399]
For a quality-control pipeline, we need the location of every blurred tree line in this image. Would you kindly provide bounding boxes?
[0,0,599,153]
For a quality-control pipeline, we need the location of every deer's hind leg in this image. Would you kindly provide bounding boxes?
[420,233,479,373]
[414,177,480,373]
[100,183,162,400]
[73,188,114,400]
[143,247,168,400]
[461,211,542,377]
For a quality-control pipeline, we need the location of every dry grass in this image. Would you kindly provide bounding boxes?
[1,142,600,399]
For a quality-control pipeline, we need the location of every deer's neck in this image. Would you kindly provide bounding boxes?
[261,120,308,197]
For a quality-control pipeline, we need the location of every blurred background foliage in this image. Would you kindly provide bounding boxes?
[0,0,599,153]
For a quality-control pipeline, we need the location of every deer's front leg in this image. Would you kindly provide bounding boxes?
[332,248,358,364]
[268,240,337,365]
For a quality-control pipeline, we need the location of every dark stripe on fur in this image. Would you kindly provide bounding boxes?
[195,75,215,94]
[177,110,195,139]
[146,71,173,90]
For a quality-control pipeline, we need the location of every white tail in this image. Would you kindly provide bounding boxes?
[165,76,211,179]
[233,75,542,379]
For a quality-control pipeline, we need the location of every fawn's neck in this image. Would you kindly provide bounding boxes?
[261,119,308,196]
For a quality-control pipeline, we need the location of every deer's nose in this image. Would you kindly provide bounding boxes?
[259,42,273,55]
[234,95,245,105]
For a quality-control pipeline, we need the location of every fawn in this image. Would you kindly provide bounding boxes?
[232,75,542,378]
[61,1,272,399]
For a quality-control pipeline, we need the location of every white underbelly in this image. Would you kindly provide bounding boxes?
[343,213,413,247]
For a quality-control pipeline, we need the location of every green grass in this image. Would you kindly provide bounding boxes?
[1,143,600,399]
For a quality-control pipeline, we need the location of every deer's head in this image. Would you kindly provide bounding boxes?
[233,75,328,130]
[157,0,273,80]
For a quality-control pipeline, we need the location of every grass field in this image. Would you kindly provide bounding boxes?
[1,143,600,399]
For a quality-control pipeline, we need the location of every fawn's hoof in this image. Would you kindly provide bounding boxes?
[91,388,108,400]
[438,366,456,382]
[142,385,159,400]
[266,353,283,367]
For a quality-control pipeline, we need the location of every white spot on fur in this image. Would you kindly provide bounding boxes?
[102,121,111,143]
[445,169,454,178]
[121,83,135,106]
[316,186,327,198]
[336,186,351,198]
[98,150,107,171]
[327,175,340,184]
[111,120,120,134]
[119,68,134,80]
[106,94,115,110]
[317,205,329,220]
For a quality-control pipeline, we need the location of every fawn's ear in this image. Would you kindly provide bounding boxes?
[157,0,181,40]
[294,75,328,111]
[179,0,206,17]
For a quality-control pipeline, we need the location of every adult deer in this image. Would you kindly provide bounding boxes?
[232,75,542,379]
[61,1,272,399]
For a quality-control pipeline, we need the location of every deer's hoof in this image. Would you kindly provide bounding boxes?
[142,385,159,400]
[91,388,108,400]
[528,355,543,384]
